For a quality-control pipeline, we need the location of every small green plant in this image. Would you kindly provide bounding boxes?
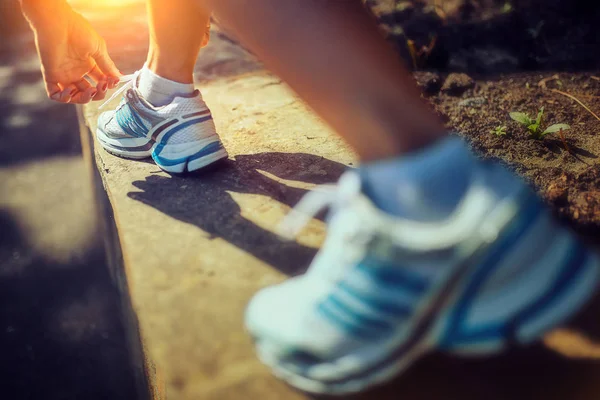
[491,125,507,136]
[509,107,570,139]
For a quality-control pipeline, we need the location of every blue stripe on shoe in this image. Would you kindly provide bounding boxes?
[326,294,395,332]
[116,104,148,138]
[115,107,138,138]
[129,104,150,136]
[152,141,223,167]
[440,192,544,347]
[358,259,429,295]
[510,240,589,335]
[153,115,213,156]
[448,238,589,344]
[337,281,413,319]
[316,302,383,340]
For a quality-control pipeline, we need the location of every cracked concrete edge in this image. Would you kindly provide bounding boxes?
[76,105,162,400]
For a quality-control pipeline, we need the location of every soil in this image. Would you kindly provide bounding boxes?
[369,0,600,235]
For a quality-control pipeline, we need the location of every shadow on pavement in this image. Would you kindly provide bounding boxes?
[128,152,347,276]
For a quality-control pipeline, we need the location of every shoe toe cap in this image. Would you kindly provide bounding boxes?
[245,279,303,341]
[245,276,344,361]
[97,110,114,131]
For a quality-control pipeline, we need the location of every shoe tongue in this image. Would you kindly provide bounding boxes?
[307,203,369,282]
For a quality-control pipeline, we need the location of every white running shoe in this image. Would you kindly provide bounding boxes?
[245,161,599,395]
[96,71,227,173]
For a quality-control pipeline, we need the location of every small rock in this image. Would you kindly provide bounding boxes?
[413,71,442,95]
[545,182,569,205]
[441,73,475,96]
[458,97,487,107]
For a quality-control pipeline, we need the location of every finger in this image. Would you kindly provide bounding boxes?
[96,78,109,94]
[93,91,107,101]
[92,82,108,101]
[46,81,62,100]
[46,82,74,103]
[84,66,109,94]
[70,79,93,102]
[70,87,98,104]
[107,75,121,90]
[91,65,120,90]
[87,64,106,84]
[53,84,78,103]
[75,79,92,93]
[93,41,121,83]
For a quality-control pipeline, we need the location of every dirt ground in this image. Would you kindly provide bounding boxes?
[369,0,600,235]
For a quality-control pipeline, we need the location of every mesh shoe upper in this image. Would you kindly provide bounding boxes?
[98,86,217,144]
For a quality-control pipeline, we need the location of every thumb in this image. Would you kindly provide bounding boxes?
[93,41,120,78]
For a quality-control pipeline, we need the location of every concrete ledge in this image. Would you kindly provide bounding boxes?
[78,105,155,400]
[83,69,355,399]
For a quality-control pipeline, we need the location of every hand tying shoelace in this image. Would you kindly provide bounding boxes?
[99,70,141,109]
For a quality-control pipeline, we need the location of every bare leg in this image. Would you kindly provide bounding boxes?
[147,0,211,83]
[202,0,445,161]
[96,0,227,173]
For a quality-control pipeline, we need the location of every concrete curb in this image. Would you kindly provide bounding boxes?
[76,105,160,400]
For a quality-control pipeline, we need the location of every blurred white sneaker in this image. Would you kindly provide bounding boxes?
[246,167,599,395]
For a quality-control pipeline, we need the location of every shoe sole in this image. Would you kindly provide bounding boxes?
[256,338,430,395]
[97,126,228,173]
[252,193,600,395]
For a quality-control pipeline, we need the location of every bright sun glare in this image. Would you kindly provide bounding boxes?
[68,0,140,7]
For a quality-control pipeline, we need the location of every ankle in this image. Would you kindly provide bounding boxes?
[145,52,195,84]
[137,65,195,107]
[360,137,474,221]
[360,97,446,161]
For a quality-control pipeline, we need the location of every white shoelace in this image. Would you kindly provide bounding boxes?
[99,70,141,109]
[278,172,362,239]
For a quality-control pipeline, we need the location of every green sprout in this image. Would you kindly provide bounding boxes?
[501,2,513,13]
[509,107,570,140]
[491,125,507,136]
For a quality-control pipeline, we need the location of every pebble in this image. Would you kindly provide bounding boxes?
[441,73,475,96]
[545,182,569,205]
[413,71,442,95]
[458,97,487,107]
